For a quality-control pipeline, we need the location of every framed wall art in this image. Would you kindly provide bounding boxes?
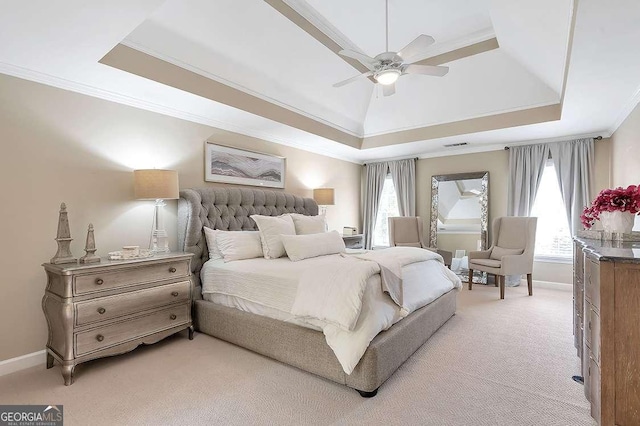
[204,142,286,188]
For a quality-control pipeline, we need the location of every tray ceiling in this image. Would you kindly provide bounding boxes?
[0,0,639,162]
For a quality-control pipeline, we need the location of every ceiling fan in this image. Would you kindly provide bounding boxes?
[333,0,449,96]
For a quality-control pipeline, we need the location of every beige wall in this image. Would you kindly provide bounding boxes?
[611,102,640,231]
[0,74,361,362]
[611,102,640,187]
[417,141,612,285]
[417,150,510,241]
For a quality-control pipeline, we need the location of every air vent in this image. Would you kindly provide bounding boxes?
[443,142,469,148]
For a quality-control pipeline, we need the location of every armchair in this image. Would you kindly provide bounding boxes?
[468,216,537,299]
[388,216,452,267]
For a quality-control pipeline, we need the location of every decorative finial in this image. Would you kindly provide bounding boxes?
[50,202,77,264]
[79,223,101,264]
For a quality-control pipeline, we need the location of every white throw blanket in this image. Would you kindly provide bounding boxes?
[291,247,446,331]
[349,247,445,313]
[290,256,379,331]
[291,247,461,374]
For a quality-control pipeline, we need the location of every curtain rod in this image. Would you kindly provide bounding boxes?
[363,157,419,166]
[504,136,602,150]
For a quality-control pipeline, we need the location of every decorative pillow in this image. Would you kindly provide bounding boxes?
[250,214,296,259]
[203,227,223,261]
[288,213,326,235]
[281,231,346,261]
[490,246,524,260]
[214,231,263,262]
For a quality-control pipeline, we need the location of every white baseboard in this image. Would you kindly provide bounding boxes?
[526,279,572,292]
[0,350,46,377]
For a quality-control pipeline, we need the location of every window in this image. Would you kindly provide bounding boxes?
[530,160,573,261]
[372,175,400,247]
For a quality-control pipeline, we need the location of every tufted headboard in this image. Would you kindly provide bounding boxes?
[177,187,318,296]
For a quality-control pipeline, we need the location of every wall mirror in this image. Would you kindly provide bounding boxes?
[429,172,489,259]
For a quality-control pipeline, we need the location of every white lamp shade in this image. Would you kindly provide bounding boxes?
[134,169,179,200]
[313,188,335,205]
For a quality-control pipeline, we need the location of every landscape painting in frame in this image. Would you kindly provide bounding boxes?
[205,143,285,188]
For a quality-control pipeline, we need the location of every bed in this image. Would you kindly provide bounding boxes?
[178,187,459,397]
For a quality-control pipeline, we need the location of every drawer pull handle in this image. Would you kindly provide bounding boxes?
[95,278,104,285]
[170,314,177,320]
[96,334,104,342]
[171,291,179,297]
[97,307,106,315]
[169,267,177,273]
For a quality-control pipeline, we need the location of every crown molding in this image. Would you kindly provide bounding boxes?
[0,61,362,163]
[608,81,640,137]
[121,39,364,138]
[363,100,559,138]
[282,0,365,55]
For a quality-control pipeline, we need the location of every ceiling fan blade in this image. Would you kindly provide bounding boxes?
[333,71,374,88]
[382,83,396,97]
[402,64,449,77]
[398,34,435,63]
[338,50,377,70]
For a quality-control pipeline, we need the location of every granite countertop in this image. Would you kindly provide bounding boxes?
[574,236,640,262]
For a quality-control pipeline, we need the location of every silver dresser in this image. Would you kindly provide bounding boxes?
[42,252,194,385]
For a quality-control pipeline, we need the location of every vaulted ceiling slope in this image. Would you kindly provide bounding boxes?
[0,0,639,163]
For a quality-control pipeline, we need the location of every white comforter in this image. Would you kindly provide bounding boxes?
[292,247,462,373]
[201,249,461,375]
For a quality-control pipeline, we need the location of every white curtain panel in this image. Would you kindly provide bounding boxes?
[507,144,551,217]
[549,138,594,236]
[388,158,416,217]
[362,162,389,249]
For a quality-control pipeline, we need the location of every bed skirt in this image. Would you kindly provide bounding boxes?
[194,289,457,393]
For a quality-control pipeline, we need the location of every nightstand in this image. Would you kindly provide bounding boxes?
[42,252,194,385]
[341,233,364,249]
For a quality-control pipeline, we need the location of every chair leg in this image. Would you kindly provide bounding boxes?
[527,273,533,296]
[499,275,505,299]
[468,269,473,290]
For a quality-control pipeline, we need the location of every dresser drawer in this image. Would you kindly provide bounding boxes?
[73,260,189,295]
[75,280,190,326]
[75,304,190,355]
[584,258,600,311]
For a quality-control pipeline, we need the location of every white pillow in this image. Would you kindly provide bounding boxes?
[250,214,296,259]
[281,231,346,261]
[203,227,223,260]
[288,213,326,235]
[215,231,263,262]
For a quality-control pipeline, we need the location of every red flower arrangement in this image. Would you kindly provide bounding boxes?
[581,185,640,229]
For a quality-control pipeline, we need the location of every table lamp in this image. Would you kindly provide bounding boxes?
[134,169,179,253]
[313,188,335,217]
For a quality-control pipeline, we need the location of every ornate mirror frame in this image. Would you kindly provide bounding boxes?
[429,171,489,250]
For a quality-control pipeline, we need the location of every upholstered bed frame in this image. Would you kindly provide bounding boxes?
[178,187,456,396]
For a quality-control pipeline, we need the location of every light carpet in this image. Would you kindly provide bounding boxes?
[0,285,595,425]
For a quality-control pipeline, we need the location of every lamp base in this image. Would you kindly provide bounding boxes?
[151,230,170,254]
[150,199,170,254]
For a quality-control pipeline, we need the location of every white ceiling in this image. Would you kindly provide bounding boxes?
[0,0,639,163]
[304,0,494,57]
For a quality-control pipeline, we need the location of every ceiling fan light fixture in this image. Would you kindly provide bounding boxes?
[375,69,401,85]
